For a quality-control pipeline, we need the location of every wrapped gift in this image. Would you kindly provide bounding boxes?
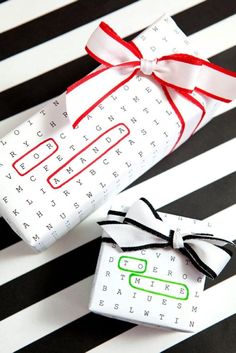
[89,198,234,332]
[0,15,235,251]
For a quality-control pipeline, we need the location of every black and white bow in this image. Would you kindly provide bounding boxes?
[98,198,235,279]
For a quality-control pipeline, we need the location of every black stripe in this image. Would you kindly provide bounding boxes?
[1,173,235,320]
[0,0,138,60]
[16,313,135,353]
[15,268,236,353]
[0,54,97,121]
[158,172,236,220]
[15,288,236,353]
[220,246,234,257]
[0,217,21,250]
[173,0,236,36]
[205,242,236,290]
[1,0,235,61]
[0,237,101,321]
[162,314,236,353]
[0,22,235,120]
[16,313,236,353]
[157,172,236,290]
[212,44,236,72]
[128,107,236,189]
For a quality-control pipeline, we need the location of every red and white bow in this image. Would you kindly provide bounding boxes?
[66,21,236,134]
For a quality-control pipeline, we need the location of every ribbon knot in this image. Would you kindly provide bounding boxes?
[140,58,157,75]
[98,198,235,279]
[172,229,184,249]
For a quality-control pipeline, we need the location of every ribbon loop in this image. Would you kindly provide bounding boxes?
[99,198,235,278]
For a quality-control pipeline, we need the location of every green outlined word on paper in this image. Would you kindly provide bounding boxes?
[118,256,147,273]
[129,274,189,300]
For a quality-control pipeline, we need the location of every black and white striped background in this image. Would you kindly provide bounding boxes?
[0,1,235,352]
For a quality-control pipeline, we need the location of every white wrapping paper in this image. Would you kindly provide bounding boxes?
[89,210,214,332]
[0,15,220,250]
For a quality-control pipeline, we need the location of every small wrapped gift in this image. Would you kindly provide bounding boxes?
[0,15,235,251]
[89,198,235,332]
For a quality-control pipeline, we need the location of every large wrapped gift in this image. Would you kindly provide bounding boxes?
[0,15,235,251]
[89,198,235,332]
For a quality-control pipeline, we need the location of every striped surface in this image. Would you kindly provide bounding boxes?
[0,0,235,352]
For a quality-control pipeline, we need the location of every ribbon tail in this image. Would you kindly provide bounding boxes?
[181,244,217,279]
[196,60,236,102]
[183,240,232,279]
[183,234,235,247]
[66,66,138,128]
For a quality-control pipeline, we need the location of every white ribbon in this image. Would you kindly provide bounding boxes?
[99,198,235,279]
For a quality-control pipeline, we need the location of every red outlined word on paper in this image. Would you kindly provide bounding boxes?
[47,123,130,189]
[13,138,59,176]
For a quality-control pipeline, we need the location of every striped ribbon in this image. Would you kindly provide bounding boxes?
[99,198,235,279]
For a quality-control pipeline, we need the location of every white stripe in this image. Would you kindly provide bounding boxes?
[206,204,236,237]
[0,0,77,33]
[0,276,93,353]
[0,204,106,286]
[87,275,236,353]
[0,139,235,285]
[0,0,205,92]
[0,206,234,353]
[190,14,236,59]
[0,256,234,351]
[114,138,236,210]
